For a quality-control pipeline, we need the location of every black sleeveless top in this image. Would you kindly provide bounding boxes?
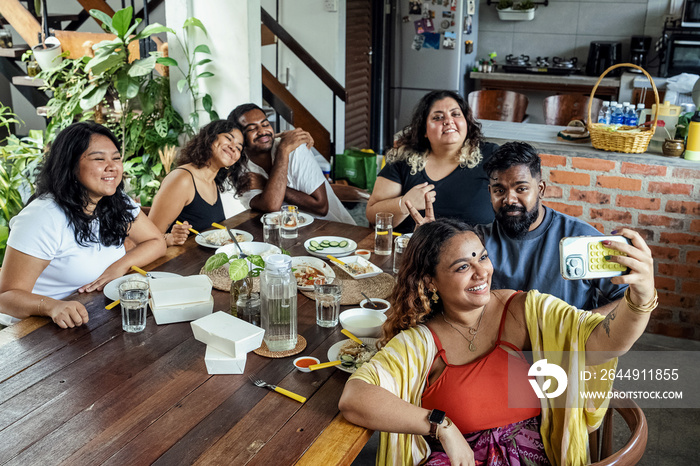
[171,167,225,233]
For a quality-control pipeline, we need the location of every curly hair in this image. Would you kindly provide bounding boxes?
[386,90,484,175]
[381,218,484,347]
[177,119,250,194]
[34,122,135,247]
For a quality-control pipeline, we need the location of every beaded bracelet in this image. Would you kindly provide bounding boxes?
[624,287,658,315]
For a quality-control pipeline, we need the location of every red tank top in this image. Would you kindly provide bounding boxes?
[421,292,541,433]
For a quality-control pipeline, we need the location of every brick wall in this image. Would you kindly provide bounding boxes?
[540,154,700,340]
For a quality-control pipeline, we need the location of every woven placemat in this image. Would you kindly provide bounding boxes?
[300,272,395,305]
[200,266,261,293]
[253,335,307,358]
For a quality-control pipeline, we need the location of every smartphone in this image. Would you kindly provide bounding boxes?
[559,235,630,280]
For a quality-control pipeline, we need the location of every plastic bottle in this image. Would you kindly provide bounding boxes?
[260,254,297,351]
[598,101,611,124]
[611,104,625,125]
[684,111,700,161]
[624,104,639,126]
[636,103,646,124]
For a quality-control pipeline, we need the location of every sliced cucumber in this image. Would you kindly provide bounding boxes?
[321,241,331,247]
[329,241,339,247]
[338,240,349,248]
[309,240,320,248]
[308,246,317,252]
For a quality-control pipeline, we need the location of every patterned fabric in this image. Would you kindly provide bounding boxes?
[349,290,617,466]
[426,416,550,465]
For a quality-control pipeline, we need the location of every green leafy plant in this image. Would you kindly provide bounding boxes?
[497,0,513,9]
[156,17,218,134]
[514,1,535,10]
[204,252,266,304]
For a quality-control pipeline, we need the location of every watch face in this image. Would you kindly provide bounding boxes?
[429,409,446,424]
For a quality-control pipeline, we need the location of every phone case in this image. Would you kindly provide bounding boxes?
[559,235,630,280]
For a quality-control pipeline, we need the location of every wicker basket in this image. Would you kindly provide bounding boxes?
[587,63,659,154]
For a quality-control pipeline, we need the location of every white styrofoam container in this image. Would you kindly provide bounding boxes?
[150,295,214,325]
[191,311,265,358]
[150,275,213,308]
[204,346,247,374]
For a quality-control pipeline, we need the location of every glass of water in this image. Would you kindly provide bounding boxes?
[280,205,299,239]
[374,212,394,256]
[118,279,149,333]
[262,213,281,248]
[314,281,342,328]
[393,235,410,274]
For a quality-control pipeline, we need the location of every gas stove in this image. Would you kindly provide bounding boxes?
[501,54,582,75]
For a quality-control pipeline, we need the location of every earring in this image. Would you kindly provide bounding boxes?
[431,289,439,303]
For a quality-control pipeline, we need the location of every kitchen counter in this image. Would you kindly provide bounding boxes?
[481,120,698,168]
[470,71,621,99]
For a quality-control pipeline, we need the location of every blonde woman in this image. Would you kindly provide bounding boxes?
[366,90,497,233]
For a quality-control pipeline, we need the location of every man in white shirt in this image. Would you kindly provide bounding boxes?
[228,104,355,224]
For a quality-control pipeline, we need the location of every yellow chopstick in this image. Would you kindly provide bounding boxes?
[175,220,200,235]
[273,386,307,403]
[105,299,120,310]
[341,328,365,346]
[375,231,402,236]
[309,360,342,371]
[211,222,226,230]
[326,254,348,268]
[130,265,150,277]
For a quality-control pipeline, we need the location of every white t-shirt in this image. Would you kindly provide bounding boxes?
[1,196,137,326]
[239,139,355,225]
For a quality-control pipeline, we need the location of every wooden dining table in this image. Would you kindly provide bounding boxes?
[0,211,388,465]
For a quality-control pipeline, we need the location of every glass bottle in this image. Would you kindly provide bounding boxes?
[260,254,297,352]
[0,28,12,49]
[229,277,249,317]
[27,57,40,77]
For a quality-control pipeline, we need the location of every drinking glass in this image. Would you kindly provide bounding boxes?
[237,292,261,327]
[314,282,342,328]
[280,205,299,239]
[393,235,410,274]
[374,212,394,255]
[118,280,149,333]
[262,213,281,248]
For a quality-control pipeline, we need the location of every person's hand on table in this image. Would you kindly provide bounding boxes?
[167,221,190,246]
[605,228,655,304]
[405,191,436,229]
[78,261,130,294]
[45,299,89,328]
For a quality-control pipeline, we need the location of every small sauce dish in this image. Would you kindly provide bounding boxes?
[355,249,372,260]
[293,356,320,372]
[360,298,391,313]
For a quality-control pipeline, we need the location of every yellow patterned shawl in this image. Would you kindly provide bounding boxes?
[349,290,617,466]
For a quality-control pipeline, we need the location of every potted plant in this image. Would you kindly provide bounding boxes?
[204,251,266,320]
[497,0,536,21]
[658,120,685,157]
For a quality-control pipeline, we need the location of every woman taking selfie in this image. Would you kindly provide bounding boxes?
[340,218,656,465]
[148,119,248,246]
[366,90,498,233]
[0,122,166,328]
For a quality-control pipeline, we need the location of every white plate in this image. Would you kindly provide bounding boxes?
[304,236,357,258]
[103,272,182,301]
[327,338,379,374]
[290,256,336,291]
[195,229,254,249]
[215,242,281,259]
[330,255,382,279]
[259,212,314,228]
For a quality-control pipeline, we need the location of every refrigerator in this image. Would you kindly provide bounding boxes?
[388,0,479,142]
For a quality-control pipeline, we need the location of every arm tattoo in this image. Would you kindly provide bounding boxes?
[601,307,617,337]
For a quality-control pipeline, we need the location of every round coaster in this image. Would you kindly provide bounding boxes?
[200,266,261,293]
[253,335,307,358]
[300,272,395,305]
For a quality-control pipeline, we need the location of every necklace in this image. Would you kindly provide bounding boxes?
[442,307,486,352]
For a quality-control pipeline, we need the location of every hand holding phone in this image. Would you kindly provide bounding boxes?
[560,235,631,280]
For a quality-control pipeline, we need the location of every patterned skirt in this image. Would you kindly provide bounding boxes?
[425,416,551,465]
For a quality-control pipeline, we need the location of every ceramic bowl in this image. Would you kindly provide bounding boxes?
[293,356,320,372]
[339,308,387,338]
[355,249,372,260]
[359,298,391,313]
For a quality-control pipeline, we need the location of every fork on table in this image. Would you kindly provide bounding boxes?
[248,374,306,403]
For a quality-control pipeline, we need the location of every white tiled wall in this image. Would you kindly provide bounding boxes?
[476,0,668,69]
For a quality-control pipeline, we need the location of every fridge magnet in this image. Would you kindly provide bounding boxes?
[465,15,473,34]
[414,19,425,34]
[422,18,435,32]
[440,19,450,30]
[409,1,422,15]
[412,34,425,51]
[442,31,456,50]
[442,11,454,19]
[465,40,474,54]
[422,32,440,50]
[443,0,449,6]
[450,0,457,11]
[403,16,410,23]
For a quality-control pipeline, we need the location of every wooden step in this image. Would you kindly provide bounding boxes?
[12,75,44,87]
[0,45,29,58]
[0,13,81,26]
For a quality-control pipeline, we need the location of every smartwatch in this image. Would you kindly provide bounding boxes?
[428,409,446,439]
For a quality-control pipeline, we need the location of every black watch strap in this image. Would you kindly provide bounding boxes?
[428,409,446,439]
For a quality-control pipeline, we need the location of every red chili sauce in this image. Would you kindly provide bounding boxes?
[295,358,318,368]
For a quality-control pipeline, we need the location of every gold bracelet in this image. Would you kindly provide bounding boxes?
[37,298,45,315]
[624,287,658,315]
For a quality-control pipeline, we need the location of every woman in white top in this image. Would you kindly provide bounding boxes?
[0,122,166,328]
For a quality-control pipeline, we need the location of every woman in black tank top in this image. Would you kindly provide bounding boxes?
[148,120,250,245]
